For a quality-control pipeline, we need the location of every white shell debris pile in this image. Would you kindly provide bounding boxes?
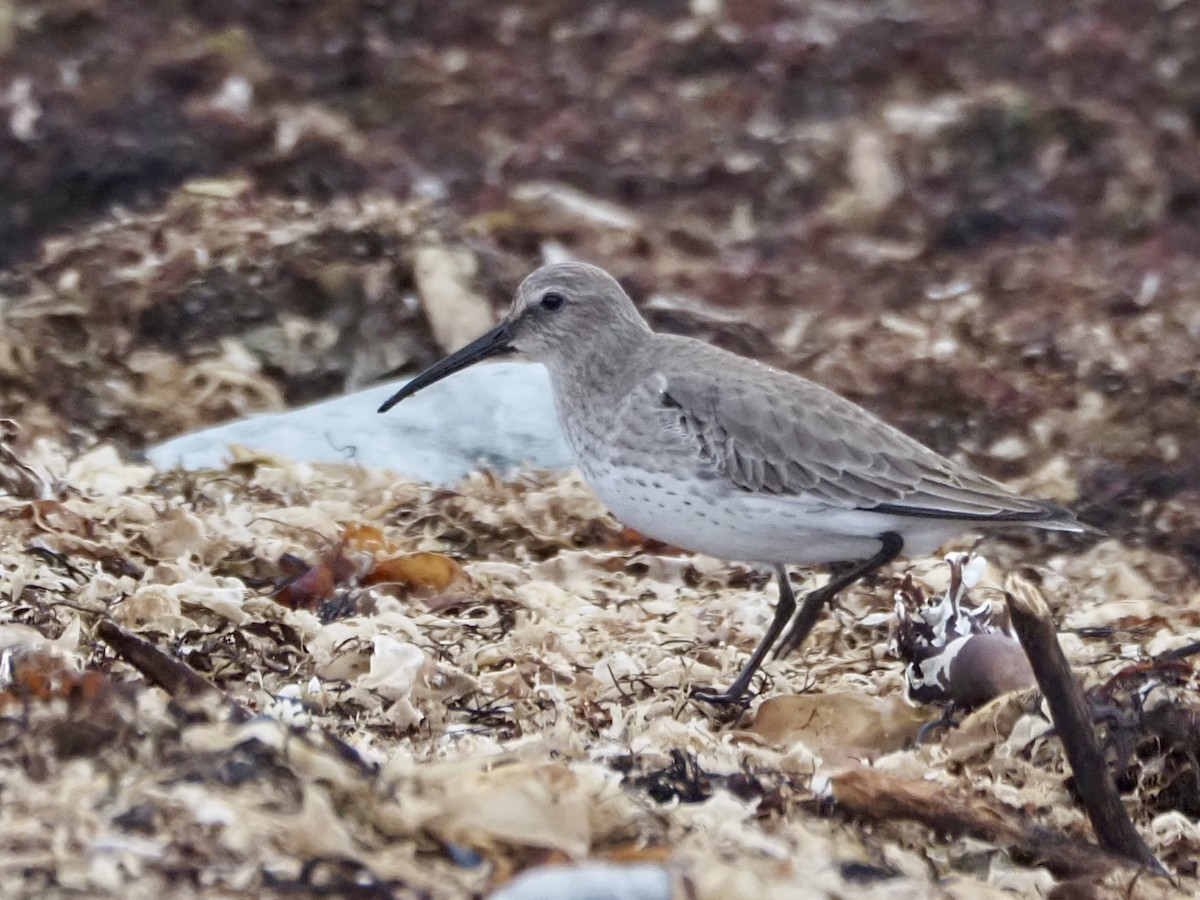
[893,551,1037,709]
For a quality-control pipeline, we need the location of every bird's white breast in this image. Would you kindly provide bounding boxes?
[581,463,932,565]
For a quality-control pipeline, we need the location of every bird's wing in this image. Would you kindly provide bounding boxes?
[654,363,1074,525]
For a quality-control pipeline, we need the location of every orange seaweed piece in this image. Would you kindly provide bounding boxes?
[364,552,464,591]
[272,541,361,609]
[343,521,399,555]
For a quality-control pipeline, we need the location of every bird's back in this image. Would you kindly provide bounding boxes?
[556,331,1085,555]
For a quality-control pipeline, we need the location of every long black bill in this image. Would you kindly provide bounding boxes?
[377,321,515,413]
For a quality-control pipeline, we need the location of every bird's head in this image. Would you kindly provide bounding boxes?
[378,262,648,412]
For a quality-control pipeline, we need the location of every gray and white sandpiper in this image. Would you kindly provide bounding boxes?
[379,262,1089,703]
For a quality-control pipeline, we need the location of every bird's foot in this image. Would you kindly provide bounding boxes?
[914,704,961,746]
[689,682,753,706]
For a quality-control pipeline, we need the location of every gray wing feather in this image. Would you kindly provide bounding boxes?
[657,365,1076,525]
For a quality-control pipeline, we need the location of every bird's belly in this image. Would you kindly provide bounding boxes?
[583,465,917,565]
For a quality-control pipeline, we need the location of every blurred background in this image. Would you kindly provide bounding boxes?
[0,0,1197,576]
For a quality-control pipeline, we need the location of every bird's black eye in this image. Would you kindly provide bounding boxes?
[539,292,565,312]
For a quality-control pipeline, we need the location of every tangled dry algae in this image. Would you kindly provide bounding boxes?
[0,440,1197,898]
[0,189,442,447]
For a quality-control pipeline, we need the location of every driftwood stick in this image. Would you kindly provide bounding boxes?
[830,767,1128,878]
[96,620,376,776]
[96,620,251,723]
[1003,575,1166,876]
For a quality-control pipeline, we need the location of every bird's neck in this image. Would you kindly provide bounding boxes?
[543,327,653,441]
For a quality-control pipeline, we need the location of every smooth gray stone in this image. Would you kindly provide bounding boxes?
[488,863,672,900]
[146,362,572,484]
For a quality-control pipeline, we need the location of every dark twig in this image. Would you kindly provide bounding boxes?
[96,620,251,723]
[1157,639,1200,664]
[1003,575,1167,876]
[830,767,1130,879]
[97,620,379,777]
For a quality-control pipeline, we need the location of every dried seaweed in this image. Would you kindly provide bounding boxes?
[0,440,1195,897]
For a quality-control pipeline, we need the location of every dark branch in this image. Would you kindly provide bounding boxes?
[1003,576,1167,876]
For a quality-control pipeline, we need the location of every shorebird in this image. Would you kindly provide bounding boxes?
[379,262,1089,703]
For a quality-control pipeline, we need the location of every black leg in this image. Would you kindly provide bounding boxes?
[771,531,904,661]
[914,703,960,746]
[692,564,795,704]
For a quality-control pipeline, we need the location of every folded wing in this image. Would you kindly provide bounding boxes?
[656,365,1080,527]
